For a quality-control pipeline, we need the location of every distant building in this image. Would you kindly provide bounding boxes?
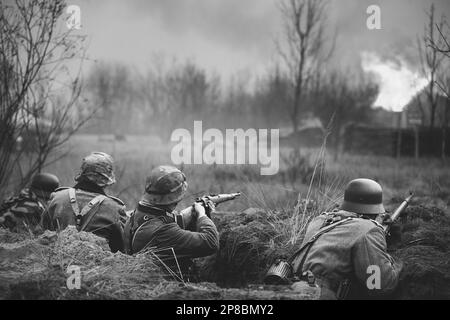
[369,88,449,129]
[403,89,449,128]
[279,112,325,148]
[369,107,404,128]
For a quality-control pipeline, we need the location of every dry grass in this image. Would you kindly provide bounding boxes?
[0,226,174,299]
[3,133,450,297]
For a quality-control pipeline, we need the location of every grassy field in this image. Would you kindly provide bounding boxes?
[41,134,450,211]
[2,133,449,299]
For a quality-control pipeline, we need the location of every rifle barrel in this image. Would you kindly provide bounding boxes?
[384,193,413,232]
[208,192,241,204]
[390,193,413,222]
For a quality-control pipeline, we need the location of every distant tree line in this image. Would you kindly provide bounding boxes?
[83,57,378,143]
[82,0,380,160]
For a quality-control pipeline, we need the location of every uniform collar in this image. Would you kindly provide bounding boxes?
[137,202,176,221]
[137,202,166,215]
[332,209,378,220]
[74,180,106,195]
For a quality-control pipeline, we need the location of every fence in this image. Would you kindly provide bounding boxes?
[343,125,450,157]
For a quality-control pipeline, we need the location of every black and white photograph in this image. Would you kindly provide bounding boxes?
[0,0,449,304]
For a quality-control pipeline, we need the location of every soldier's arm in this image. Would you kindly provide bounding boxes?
[108,214,126,253]
[102,205,126,253]
[154,215,219,258]
[352,226,403,296]
[41,194,57,231]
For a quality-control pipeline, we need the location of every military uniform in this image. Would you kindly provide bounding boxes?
[44,183,126,253]
[0,188,46,233]
[43,152,126,253]
[291,210,403,299]
[124,165,219,280]
[124,203,219,279]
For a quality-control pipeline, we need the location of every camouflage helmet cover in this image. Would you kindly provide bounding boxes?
[340,178,385,215]
[141,165,187,206]
[75,152,116,187]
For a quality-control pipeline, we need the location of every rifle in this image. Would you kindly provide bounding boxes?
[177,192,241,228]
[377,193,414,233]
[195,192,241,217]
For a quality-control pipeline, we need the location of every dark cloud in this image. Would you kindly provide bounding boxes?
[329,0,450,70]
[72,0,450,76]
[126,0,280,53]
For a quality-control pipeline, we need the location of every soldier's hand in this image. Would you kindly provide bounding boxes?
[386,224,402,247]
[380,213,402,246]
[380,213,394,225]
[179,205,197,229]
[193,202,207,219]
[203,199,216,218]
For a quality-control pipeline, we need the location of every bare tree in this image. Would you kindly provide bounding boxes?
[426,11,450,158]
[276,0,333,134]
[430,21,450,100]
[135,58,220,140]
[418,4,446,129]
[315,71,378,160]
[429,21,450,59]
[440,76,450,158]
[0,0,90,195]
[86,62,134,135]
[254,66,292,128]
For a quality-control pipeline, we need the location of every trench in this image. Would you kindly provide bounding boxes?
[193,205,450,299]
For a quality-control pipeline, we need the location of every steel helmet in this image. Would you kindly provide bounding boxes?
[141,165,187,206]
[30,173,60,193]
[340,178,385,215]
[75,152,116,187]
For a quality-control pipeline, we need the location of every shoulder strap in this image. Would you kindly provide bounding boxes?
[55,187,70,192]
[107,195,125,206]
[79,195,107,232]
[369,218,384,229]
[68,188,80,215]
[67,188,106,231]
[129,214,170,254]
[288,217,353,265]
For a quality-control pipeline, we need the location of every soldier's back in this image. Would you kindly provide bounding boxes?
[294,212,383,276]
[292,210,401,299]
[45,187,126,252]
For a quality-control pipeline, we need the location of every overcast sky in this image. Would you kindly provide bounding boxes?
[69,0,449,79]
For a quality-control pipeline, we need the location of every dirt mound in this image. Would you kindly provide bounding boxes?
[393,205,450,299]
[3,203,447,299]
[199,208,294,287]
[0,226,168,299]
[0,225,319,300]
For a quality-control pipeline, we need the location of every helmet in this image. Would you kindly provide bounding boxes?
[340,178,385,215]
[30,173,60,193]
[75,152,116,187]
[141,165,187,206]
